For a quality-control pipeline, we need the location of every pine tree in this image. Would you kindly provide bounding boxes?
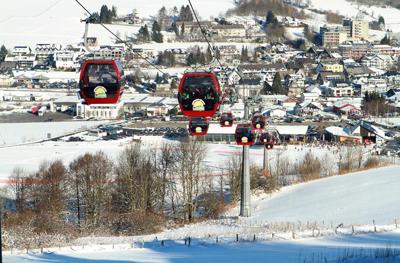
[172,22,179,36]
[215,47,221,60]
[151,21,163,43]
[138,25,150,42]
[185,5,194,22]
[199,52,206,65]
[380,35,391,45]
[206,47,213,63]
[186,53,196,66]
[0,45,7,62]
[240,46,249,62]
[272,72,282,94]
[266,11,277,25]
[194,46,202,63]
[112,6,118,18]
[180,22,185,36]
[170,79,178,90]
[158,6,167,28]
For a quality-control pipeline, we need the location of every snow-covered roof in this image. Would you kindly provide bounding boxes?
[325,126,352,137]
[207,123,237,135]
[275,125,308,136]
[53,96,80,104]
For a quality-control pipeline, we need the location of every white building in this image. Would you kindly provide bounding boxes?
[360,54,395,70]
[212,24,246,39]
[329,83,354,97]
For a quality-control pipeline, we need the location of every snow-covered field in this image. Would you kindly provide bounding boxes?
[0,0,235,47]
[0,133,338,181]
[5,231,400,263]
[0,121,106,147]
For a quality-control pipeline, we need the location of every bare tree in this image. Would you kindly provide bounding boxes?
[29,160,67,233]
[175,139,206,222]
[69,152,113,232]
[9,167,28,212]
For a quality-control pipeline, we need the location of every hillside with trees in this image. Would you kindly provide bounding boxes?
[227,0,307,19]
[347,0,400,9]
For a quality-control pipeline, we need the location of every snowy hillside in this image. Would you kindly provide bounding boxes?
[237,166,400,225]
[309,0,400,32]
[0,0,235,47]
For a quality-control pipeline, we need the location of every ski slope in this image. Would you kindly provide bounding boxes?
[241,166,400,225]
[0,0,235,47]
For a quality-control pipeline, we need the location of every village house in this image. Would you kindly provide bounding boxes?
[360,54,396,71]
[212,24,246,40]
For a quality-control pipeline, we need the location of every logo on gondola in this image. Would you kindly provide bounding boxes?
[94,86,107,99]
[192,99,205,111]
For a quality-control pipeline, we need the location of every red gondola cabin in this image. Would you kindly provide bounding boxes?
[259,132,276,149]
[178,72,220,117]
[251,114,266,131]
[188,117,209,136]
[220,112,234,127]
[79,60,124,104]
[235,124,255,146]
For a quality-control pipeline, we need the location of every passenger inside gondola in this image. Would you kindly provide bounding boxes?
[81,63,118,99]
[189,117,209,135]
[236,126,253,144]
[180,76,218,112]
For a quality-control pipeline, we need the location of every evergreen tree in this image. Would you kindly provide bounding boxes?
[381,34,391,45]
[378,16,385,25]
[112,6,118,18]
[206,47,213,63]
[272,72,282,94]
[180,22,185,36]
[240,46,249,62]
[172,22,179,36]
[138,25,150,42]
[215,47,221,60]
[170,79,178,90]
[186,53,196,65]
[266,10,278,25]
[151,21,163,43]
[0,45,7,62]
[158,6,167,28]
[179,5,194,21]
[100,5,113,23]
[194,46,202,63]
[172,6,179,19]
[199,52,206,65]
[185,5,194,22]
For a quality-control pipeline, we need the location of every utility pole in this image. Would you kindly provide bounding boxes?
[240,99,251,217]
[263,147,268,174]
[0,205,2,263]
